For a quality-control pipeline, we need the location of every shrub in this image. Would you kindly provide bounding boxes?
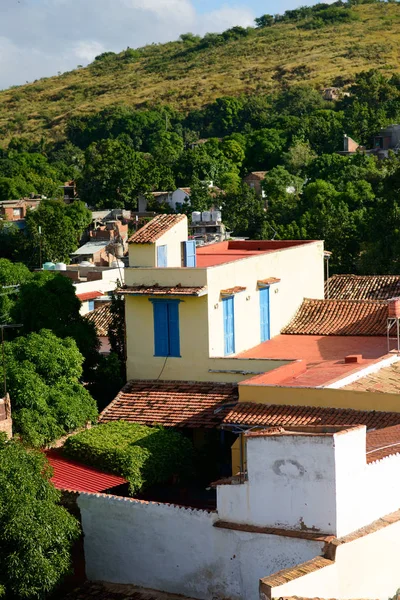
[63,421,194,494]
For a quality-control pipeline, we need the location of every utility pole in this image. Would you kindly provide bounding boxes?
[1,324,22,397]
[38,225,42,268]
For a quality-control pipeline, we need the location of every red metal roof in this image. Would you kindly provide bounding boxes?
[77,291,103,302]
[46,450,127,493]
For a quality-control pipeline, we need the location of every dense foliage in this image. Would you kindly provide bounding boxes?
[63,421,194,495]
[11,271,100,377]
[1,330,98,447]
[0,435,80,598]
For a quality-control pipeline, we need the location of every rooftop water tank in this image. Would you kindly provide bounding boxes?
[111,259,125,269]
[43,262,55,270]
[211,210,222,223]
[54,262,67,271]
[79,261,95,268]
[202,211,211,222]
[192,211,201,223]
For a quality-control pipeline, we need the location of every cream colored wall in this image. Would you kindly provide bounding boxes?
[206,241,324,356]
[124,268,207,288]
[238,383,400,413]
[129,244,156,268]
[155,218,188,268]
[125,294,290,382]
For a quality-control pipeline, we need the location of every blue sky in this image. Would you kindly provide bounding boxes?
[0,0,321,89]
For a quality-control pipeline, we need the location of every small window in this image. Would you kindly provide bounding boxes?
[13,208,22,217]
[183,240,197,267]
[88,300,95,312]
[152,300,180,357]
[157,245,167,267]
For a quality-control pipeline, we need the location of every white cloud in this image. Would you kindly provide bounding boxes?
[0,0,255,89]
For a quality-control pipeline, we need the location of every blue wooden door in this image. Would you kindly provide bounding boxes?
[223,297,235,356]
[260,287,270,342]
[183,240,197,267]
[157,245,167,267]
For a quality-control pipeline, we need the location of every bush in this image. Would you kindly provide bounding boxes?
[63,421,194,495]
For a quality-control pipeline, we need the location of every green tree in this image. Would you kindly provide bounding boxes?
[221,183,266,238]
[245,128,286,171]
[0,435,80,598]
[2,329,98,447]
[79,139,148,208]
[283,140,316,174]
[12,272,100,378]
[0,259,31,324]
[24,199,90,265]
[255,14,274,27]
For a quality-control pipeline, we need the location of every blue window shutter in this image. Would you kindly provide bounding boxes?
[260,287,271,342]
[183,240,197,267]
[167,302,181,357]
[153,302,169,356]
[223,297,235,356]
[88,300,95,312]
[157,245,167,267]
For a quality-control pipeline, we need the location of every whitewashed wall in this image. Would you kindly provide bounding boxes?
[267,519,400,600]
[218,433,337,534]
[78,494,324,600]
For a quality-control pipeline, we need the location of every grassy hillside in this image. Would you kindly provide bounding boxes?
[1,3,400,142]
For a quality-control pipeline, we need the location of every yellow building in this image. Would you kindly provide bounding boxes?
[124,214,325,382]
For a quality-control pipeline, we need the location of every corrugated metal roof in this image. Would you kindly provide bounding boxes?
[46,450,127,493]
[72,241,109,255]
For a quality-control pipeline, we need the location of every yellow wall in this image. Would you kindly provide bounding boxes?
[125,294,290,382]
[124,267,207,288]
[128,217,188,268]
[238,382,400,413]
[129,244,156,268]
[155,218,188,268]
[206,241,324,357]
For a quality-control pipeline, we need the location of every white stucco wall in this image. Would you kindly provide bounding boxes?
[268,519,400,600]
[78,494,324,600]
[218,433,337,534]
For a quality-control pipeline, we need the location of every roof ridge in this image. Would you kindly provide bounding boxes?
[128,214,186,243]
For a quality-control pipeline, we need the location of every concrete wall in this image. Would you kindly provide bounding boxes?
[78,494,324,600]
[218,433,337,535]
[265,520,400,600]
[225,426,400,539]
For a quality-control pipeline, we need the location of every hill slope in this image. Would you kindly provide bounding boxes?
[1,3,400,142]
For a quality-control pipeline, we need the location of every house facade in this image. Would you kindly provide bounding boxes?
[123,214,324,382]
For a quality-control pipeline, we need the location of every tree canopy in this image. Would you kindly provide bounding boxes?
[0,435,80,598]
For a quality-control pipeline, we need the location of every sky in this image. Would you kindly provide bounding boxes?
[0,0,323,90]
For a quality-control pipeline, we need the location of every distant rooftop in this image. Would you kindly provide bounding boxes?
[326,274,400,300]
[72,240,109,255]
[196,240,317,268]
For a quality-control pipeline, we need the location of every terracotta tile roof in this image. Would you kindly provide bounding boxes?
[343,361,400,394]
[220,286,247,296]
[128,214,186,243]
[45,450,126,493]
[99,380,239,428]
[100,381,400,431]
[77,291,103,302]
[245,171,268,179]
[282,298,390,336]
[326,274,400,300]
[258,277,281,286]
[366,424,400,462]
[121,285,207,297]
[85,303,112,336]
